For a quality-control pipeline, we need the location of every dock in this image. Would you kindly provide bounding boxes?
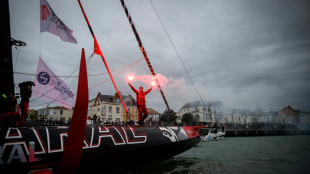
[224,128,310,137]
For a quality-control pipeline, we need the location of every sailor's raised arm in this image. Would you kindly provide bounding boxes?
[128,82,138,93]
[145,86,152,94]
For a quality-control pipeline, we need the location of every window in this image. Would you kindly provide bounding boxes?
[98,108,100,111]
[101,106,106,113]
[60,110,63,115]
[128,108,131,114]
[101,106,106,116]
[116,107,120,114]
[108,106,112,113]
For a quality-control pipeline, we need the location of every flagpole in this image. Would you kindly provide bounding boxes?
[119,0,173,119]
[77,0,131,121]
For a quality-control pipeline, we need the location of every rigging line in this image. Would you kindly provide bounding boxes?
[29,102,49,108]
[13,47,20,71]
[33,81,86,108]
[29,54,94,103]
[32,56,143,107]
[9,13,21,71]
[120,0,173,116]
[149,0,208,108]
[9,12,21,40]
[4,57,144,77]
[29,94,74,108]
[39,4,42,63]
[61,54,95,94]
[30,91,74,108]
[37,53,94,105]
[89,57,143,90]
[29,55,142,107]
[34,52,137,108]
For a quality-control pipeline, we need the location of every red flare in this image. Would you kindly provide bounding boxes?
[128,76,134,81]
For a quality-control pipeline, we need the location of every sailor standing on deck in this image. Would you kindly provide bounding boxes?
[128,80,152,125]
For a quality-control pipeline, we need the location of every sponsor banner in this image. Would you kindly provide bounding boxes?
[32,58,74,109]
[40,0,77,44]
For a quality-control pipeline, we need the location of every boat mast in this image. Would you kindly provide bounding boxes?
[77,0,131,121]
[0,0,14,97]
[119,0,173,118]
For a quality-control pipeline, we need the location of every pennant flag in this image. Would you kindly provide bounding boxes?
[93,37,103,55]
[32,58,75,109]
[40,0,78,44]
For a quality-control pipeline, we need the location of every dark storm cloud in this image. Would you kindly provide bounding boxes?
[168,0,310,111]
[9,0,310,112]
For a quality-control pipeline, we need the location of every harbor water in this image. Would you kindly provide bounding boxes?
[91,135,310,174]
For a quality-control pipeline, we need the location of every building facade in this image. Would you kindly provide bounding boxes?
[177,101,215,123]
[277,105,300,124]
[88,92,139,123]
[37,106,73,123]
[145,108,160,125]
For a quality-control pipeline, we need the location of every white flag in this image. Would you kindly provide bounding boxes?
[40,0,78,44]
[32,58,75,109]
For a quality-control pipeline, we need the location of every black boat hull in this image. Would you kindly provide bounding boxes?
[0,125,200,173]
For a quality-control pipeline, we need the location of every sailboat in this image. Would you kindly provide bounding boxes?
[0,0,201,173]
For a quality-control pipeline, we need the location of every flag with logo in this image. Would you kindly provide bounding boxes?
[40,0,78,44]
[32,58,75,109]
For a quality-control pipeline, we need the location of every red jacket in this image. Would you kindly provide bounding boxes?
[129,83,152,106]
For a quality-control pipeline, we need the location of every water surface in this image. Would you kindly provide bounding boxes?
[92,135,310,174]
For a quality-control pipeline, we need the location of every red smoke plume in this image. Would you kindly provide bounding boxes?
[126,73,169,89]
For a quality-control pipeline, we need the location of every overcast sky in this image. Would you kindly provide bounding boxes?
[9,0,310,113]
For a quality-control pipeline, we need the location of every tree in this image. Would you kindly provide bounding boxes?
[37,114,47,125]
[181,113,194,125]
[29,110,38,122]
[160,109,176,125]
[39,114,47,121]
